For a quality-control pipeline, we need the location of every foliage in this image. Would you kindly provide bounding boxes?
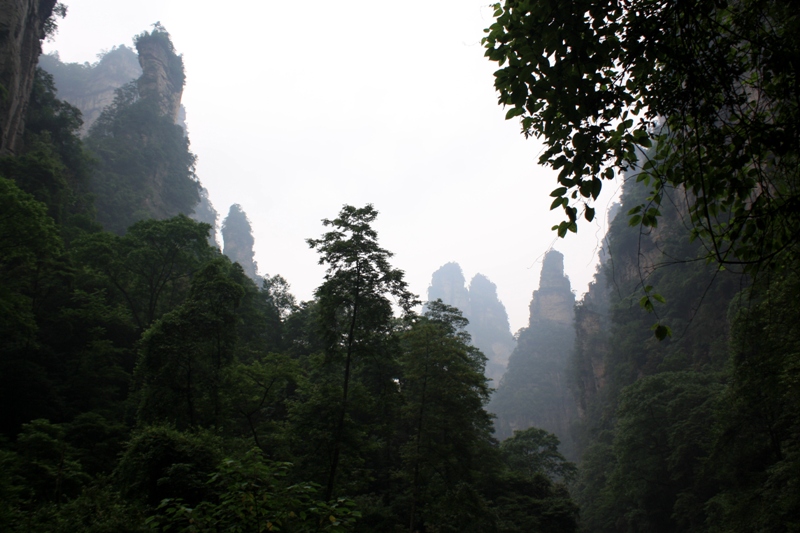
[86,82,199,234]
[0,175,62,345]
[148,449,360,533]
[136,258,246,429]
[483,0,800,272]
[74,215,214,333]
[397,300,495,531]
[0,68,93,234]
[706,268,800,532]
[114,425,223,507]
[490,472,579,533]
[306,204,417,500]
[500,427,577,483]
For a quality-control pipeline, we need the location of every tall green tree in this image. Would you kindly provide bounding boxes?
[397,300,494,532]
[306,204,417,501]
[136,258,245,430]
[74,215,214,335]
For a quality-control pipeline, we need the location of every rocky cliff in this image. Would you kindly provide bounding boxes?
[467,274,516,385]
[427,262,470,314]
[135,28,183,123]
[0,0,57,155]
[222,204,259,283]
[488,250,577,455]
[427,262,516,382]
[39,47,142,134]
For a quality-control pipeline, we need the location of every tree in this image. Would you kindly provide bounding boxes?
[306,204,417,501]
[136,258,245,430]
[500,427,577,483]
[74,215,214,334]
[483,0,800,271]
[397,300,494,532]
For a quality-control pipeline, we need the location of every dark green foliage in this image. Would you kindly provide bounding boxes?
[397,300,495,531]
[0,175,70,435]
[306,204,417,500]
[86,82,199,234]
[500,427,577,483]
[0,175,62,344]
[705,269,800,532]
[148,449,360,532]
[114,425,222,507]
[74,215,214,333]
[12,419,90,504]
[490,472,579,533]
[483,0,800,272]
[136,258,245,429]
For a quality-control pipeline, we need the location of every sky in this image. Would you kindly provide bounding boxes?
[43,0,621,333]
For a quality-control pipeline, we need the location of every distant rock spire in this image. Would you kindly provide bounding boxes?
[488,249,578,456]
[427,262,470,314]
[467,274,516,384]
[221,204,259,282]
[528,250,575,326]
[427,262,516,382]
[135,24,184,122]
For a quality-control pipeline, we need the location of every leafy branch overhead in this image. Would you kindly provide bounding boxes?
[483,0,800,271]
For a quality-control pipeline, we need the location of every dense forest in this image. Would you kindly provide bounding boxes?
[1,0,798,531]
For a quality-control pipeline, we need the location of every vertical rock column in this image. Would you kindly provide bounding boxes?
[0,0,57,155]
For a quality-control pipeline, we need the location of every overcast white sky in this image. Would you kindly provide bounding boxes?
[44,0,620,333]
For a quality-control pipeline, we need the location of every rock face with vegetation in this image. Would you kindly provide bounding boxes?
[427,261,470,314]
[221,203,258,282]
[39,46,142,134]
[134,24,183,122]
[489,250,577,455]
[85,26,199,234]
[0,0,57,154]
[466,273,516,384]
[427,262,516,383]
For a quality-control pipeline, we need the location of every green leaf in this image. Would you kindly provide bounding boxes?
[652,323,672,340]
[505,107,525,120]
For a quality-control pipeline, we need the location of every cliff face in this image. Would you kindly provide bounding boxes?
[571,277,610,418]
[0,0,57,155]
[222,204,259,283]
[467,274,516,385]
[427,262,470,314]
[488,250,578,455]
[39,47,142,134]
[135,32,183,123]
[529,251,575,325]
[427,263,516,382]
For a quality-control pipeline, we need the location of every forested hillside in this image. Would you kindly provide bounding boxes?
[0,8,578,532]
[2,0,799,531]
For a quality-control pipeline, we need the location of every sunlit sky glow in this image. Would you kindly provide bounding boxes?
[44,0,620,333]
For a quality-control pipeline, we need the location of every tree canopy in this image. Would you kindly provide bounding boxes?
[483,0,800,272]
